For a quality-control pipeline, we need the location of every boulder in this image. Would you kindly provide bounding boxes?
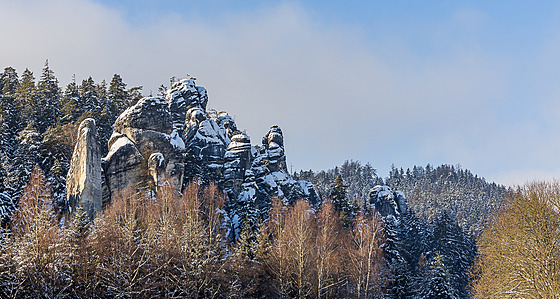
[183,107,229,181]
[65,118,102,219]
[261,125,287,172]
[216,111,238,140]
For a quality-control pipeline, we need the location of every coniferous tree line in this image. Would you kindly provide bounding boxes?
[295,162,508,236]
[296,163,484,297]
[385,164,508,237]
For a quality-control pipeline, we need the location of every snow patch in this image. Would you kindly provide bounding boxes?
[169,130,185,150]
[105,136,133,160]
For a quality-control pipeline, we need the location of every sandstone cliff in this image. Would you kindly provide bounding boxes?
[65,76,318,229]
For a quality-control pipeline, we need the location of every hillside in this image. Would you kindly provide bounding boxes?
[295,161,508,236]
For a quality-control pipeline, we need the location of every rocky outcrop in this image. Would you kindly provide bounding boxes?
[227,125,319,236]
[184,108,228,166]
[222,133,252,199]
[369,185,407,216]
[103,97,185,202]
[168,77,208,135]
[65,118,102,219]
[260,125,287,173]
[66,75,318,232]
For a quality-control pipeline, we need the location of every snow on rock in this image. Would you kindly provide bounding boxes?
[114,97,172,134]
[222,133,252,201]
[228,125,319,237]
[66,74,318,237]
[167,76,208,134]
[369,185,408,216]
[170,130,185,150]
[101,96,185,203]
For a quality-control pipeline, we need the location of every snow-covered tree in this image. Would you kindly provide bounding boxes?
[1,67,18,96]
[421,253,458,299]
[15,68,37,129]
[36,60,60,133]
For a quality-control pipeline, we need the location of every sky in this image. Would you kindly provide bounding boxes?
[2,0,560,186]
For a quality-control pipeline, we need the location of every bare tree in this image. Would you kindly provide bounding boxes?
[314,200,345,298]
[265,197,292,297]
[348,212,387,298]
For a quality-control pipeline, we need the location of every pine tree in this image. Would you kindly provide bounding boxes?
[68,204,90,244]
[428,212,475,297]
[79,77,100,116]
[108,74,129,115]
[15,68,37,129]
[237,215,258,260]
[60,79,81,124]
[331,174,354,226]
[421,253,458,299]
[1,67,18,96]
[383,215,414,298]
[0,68,20,145]
[48,158,66,211]
[36,60,60,133]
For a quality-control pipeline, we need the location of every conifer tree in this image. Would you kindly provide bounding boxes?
[421,253,457,299]
[79,77,100,115]
[60,79,81,124]
[15,68,37,129]
[108,74,129,115]
[0,68,20,144]
[36,60,60,133]
[383,215,414,298]
[428,212,475,297]
[1,67,18,96]
[331,174,354,226]
[237,215,258,260]
[68,204,90,244]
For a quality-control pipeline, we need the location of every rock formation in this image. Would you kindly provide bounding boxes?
[65,118,102,219]
[227,125,320,236]
[103,97,185,202]
[222,133,252,199]
[369,185,407,216]
[66,75,318,230]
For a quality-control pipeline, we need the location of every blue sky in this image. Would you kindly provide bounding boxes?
[2,0,560,185]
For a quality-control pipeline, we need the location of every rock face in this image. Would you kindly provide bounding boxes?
[183,107,229,182]
[65,118,102,219]
[227,125,320,236]
[103,97,185,203]
[66,75,318,231]
[222,133,252,199]
[261,125,287,172]
[168,78,208,135]
[369,185,407,216]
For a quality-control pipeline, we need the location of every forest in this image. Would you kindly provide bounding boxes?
[0,62,559,298]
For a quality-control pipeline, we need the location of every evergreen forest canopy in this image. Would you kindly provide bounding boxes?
[0,61,557,298]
